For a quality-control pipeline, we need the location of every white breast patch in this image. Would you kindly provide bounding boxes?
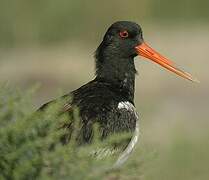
[118,101,135,112]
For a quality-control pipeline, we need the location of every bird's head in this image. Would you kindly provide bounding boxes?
[96,21,198,82]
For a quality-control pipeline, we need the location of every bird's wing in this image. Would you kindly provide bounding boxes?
[38,94,73,113]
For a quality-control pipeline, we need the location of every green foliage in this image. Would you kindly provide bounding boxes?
[0,85,118,179]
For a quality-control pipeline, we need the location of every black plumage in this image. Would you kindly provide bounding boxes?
[39,21,142,147]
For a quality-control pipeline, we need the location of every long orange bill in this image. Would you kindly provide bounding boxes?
[135,42,199,82]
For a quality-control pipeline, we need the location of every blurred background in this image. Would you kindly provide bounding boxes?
[0,0,209,179]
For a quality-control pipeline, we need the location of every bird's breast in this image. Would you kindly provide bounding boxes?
[91,101,140,166]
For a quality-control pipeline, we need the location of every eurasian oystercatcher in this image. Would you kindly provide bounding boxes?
[39,21,197,167]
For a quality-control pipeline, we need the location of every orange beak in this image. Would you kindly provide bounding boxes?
[135,42,198,82]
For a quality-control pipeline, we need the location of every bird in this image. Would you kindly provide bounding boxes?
[39,21,197,167]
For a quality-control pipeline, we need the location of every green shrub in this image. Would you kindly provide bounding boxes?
[0,85,103,179]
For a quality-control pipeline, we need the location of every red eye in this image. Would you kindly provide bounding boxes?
[119,30,129,38]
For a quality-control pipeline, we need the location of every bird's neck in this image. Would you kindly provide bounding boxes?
[95,54,136,102]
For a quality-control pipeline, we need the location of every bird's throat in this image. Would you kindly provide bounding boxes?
[95,56,136,101]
